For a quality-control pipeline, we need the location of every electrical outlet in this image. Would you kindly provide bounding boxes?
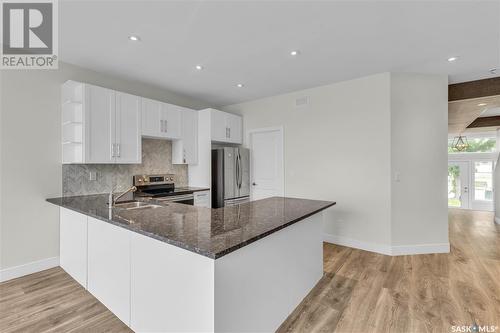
[89,171,97,181]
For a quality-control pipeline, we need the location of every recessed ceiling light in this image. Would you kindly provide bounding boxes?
[195,65,203,70]
[447,56,458,62]
[478,103,487,107]
[236,83,244,88]
[290,50,300,56]
[128,35,141,41]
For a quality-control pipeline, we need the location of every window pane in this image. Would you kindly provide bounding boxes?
[448,165,461,207]
[448,137,496,153]
[474,161,493,201]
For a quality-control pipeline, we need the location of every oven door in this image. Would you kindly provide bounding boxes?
[156,194,194,205]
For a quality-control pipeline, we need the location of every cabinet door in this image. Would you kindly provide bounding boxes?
[210,109,227,142]
[88,217,131,326]
[141,98,162,137]
[194,190,210,207]
[181,108,198,164]
[85,84,115,163]
[115,92,141,164]
[162,103,182,139]
[60,208,87,288]
[227,113,242,144]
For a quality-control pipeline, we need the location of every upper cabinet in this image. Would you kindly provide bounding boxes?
[62,81,141,164]
[141,98,181,140]
[172,107,198,165]
[210,109,242,144]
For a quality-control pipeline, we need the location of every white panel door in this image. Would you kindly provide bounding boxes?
[181,108,198,164]
[60,208,88,288]
[87,218,131,326]
[85,84,115,163]
[249,128,284,201]
[115,92,141,164]
[210,109,227,142]
[227,113,242,144]
[141,98,162,137]
[162,103,182,139]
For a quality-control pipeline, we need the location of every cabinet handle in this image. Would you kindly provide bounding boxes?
[225,127,229,138]
[111,144,115,157]
[228,127,231,138]
[116,143,120,157]
[164,120,168,133]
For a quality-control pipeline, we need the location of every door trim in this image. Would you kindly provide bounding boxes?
[246,126,285,200]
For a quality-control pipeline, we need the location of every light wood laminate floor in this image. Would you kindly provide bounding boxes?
[1,209,499,333]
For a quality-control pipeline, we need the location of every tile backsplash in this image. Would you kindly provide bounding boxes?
[62,138,188,196]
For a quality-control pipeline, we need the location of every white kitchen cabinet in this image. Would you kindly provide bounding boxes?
[59,208,88,288]
[210,109,228,142]
[87,217,131,326]
[130,232,215,333]
[115,92,142,164]
[162,104,182,139]
[194,190,210,207]
[62,81,141,164]
[85,84,115,163]
[141,97,162,137]
[172,107,198,165]
[210,109,242,144]
[226,112,242,144]
[141,98,181,140]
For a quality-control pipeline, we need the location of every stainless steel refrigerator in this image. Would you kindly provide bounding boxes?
[212,147,250,207]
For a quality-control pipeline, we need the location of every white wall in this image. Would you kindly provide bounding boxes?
[0,62,207,272]
[224,72,449,255]
[224,73,393,251]
[390,73,449,250]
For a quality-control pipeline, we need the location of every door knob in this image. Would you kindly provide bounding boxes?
[252,182,257,186]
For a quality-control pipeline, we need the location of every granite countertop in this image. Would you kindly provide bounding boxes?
[46,195,335,259]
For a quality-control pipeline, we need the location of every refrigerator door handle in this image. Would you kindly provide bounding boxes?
[237,152,242,189]
[236,153,240,189]
[239,153,243,188]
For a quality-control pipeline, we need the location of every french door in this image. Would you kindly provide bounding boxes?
[448,160,494,211]
[448,161,470,209]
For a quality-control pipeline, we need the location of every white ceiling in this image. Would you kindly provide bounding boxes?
[60,1,500,107]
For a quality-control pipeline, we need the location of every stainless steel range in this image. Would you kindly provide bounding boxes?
[134,174,195,205]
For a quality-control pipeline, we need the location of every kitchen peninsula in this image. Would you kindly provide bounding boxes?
[47,195,335,332]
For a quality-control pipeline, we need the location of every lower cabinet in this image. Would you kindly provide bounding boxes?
[194,190,211,207]
[130,232,215,333]
[87,217,131,326]
[60,208,88,288]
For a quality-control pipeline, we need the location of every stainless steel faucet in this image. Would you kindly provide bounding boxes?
[108,186,137,208]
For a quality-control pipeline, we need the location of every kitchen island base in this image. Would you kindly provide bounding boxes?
[59,207,324,333]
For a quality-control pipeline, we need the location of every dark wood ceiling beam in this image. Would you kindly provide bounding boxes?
[449,77,500,101]
[466,115,500,128]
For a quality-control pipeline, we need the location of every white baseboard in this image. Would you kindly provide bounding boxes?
[390,243,450,256]
[323,234,392,255]
[495,216,500,225]
[0,257,59,283]
[324,234,450,256]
